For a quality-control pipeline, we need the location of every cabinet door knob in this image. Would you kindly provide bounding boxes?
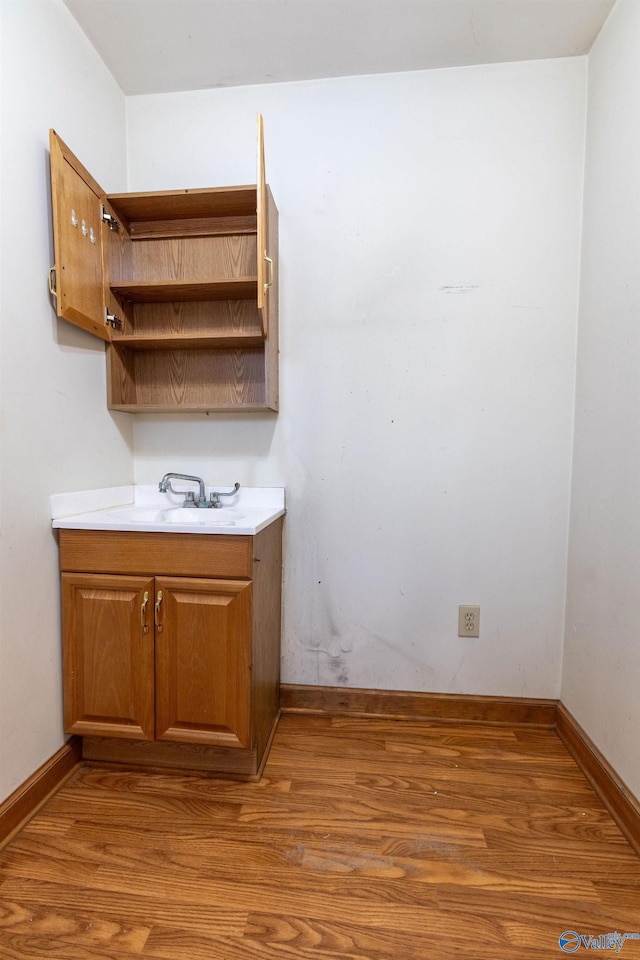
[155,590,164,632]
[140,591,150,633]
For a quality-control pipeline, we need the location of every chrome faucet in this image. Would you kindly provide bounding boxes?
[158,472,208,508]
[158,473,241,509]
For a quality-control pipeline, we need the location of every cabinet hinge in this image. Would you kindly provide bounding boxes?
[105,307,123,330]
[101,205,120,231]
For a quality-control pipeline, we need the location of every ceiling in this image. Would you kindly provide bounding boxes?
[64,0,615,96]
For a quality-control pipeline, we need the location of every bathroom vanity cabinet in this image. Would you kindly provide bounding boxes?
[48,116,278,413]
[58,521,283,779]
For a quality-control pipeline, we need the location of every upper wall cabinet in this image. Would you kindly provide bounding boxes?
[49,116,278,413]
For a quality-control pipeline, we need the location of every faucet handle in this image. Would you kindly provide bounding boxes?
[209,483,240,508]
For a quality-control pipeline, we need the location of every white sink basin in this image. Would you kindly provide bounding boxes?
[110,506,246,525]
[50,485,285,536]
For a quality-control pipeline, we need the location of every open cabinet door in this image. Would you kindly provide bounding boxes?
[256,113,271,338]
[49,130,112,343]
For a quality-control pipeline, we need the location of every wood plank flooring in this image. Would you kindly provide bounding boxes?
[1,714,640,959]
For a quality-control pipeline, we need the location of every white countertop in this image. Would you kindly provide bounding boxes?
[50,485,285,536]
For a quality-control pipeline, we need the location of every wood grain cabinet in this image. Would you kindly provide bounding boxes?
[49,115,278,413]
[59,522,283,779]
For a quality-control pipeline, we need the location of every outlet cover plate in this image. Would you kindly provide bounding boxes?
[458,605,480,638]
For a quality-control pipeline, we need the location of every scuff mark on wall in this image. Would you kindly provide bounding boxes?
[303,615,442,690]
[439,285,480,295]
[303,586,354,686]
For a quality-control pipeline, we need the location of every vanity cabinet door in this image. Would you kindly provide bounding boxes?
[62,573,155,740]
[154,577,252,749]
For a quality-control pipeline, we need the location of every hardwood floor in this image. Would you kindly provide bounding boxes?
[1,714,640,959]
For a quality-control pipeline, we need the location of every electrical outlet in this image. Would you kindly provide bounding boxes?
[458,605,480,638]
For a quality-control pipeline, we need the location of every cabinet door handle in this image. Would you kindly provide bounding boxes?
[155,590,164,632]
[263,252,273,292]
[140,591,149,633]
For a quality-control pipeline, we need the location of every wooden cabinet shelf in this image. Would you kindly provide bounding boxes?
[108,185,258,223]
[110,277,258,303]
[113,331,265,351]
[49,116,278,413]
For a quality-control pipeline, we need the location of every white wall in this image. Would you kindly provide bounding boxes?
[128,59,585,696]
[0,1,133,802]
[562,2,640,799]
